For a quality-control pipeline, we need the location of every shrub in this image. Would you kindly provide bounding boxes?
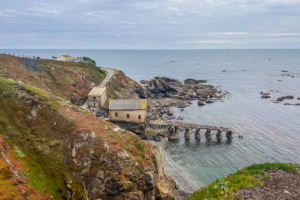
[14,145,26,157]
[114,85,121,93]
[83,56,96,65]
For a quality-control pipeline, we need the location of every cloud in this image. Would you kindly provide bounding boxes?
[183,40,234,44]
[1,0,300,48]
[208,32,300,37]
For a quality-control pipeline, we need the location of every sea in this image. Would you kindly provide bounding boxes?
[2,49,300,190]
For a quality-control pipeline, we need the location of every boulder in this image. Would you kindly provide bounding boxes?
[238,135,244,139]
[198,100,205,106]
[196,89,217,96]
[168,108,173,115]
[260,92,270,95]
[184,79,207,85]
[261,95,271,98]
[140,80,149,84]
[206,100,214,103]
[153,135,161,142]
[147,79,178,95]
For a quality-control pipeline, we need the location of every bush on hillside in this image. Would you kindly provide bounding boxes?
[83,56,96,65]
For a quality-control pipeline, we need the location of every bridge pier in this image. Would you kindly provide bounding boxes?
[195,128,201,140]
[184,127,190,140]
[169,126,179,140]
[216,130,222,140]
[226,131,233,140]
[205,128,211,140]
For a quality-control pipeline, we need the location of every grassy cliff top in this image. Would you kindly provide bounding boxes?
[188,162,298,200]
[0,54,105,102]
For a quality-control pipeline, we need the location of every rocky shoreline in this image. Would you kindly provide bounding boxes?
[149,141,195,199]
[141,77,231,122]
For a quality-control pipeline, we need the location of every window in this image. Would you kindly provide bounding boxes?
[94,102,95,106]
[93,97,96,100]
[115,113,118,117]
[138,115,141,120]
[127,114,130,119]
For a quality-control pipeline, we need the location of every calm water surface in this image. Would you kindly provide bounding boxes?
[2,49,300,189]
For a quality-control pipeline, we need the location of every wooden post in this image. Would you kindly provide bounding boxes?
[226,131,233,140]
[217,130,222,140]
[205,128,211,140]
[169,126,179,140]
[195,128,201,140]
[184,127,190,140]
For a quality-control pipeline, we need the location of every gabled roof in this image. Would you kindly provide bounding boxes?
[109,99,147,110]
[61,55,73,58]
[88,87,106,96]
[61,55,76,59]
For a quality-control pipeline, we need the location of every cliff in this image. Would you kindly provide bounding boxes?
[0,77,184,200]
[0,54,105,106]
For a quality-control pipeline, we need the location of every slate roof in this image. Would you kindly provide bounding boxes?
[88,87,106,96]
[109,99,147,110]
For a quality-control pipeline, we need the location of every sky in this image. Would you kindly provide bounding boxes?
[1,0,300,49]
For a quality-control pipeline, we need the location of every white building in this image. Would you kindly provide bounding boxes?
[88,87,107,108]
[52,56,62,61]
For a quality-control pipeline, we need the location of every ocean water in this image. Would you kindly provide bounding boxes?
[2,49,300,189]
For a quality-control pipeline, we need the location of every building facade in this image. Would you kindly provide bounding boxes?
[52,56,62,61]
[88,87,107,108]
[109,99,147,124]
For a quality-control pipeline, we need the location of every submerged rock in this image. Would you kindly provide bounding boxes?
[198,100,205,106]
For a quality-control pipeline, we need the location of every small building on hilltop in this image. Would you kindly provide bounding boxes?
[52,56,62,61]
[61,55,76,61]
[109,99,147,124]
[88,87,107,108]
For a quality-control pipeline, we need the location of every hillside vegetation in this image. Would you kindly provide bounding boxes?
[0,54,105,105]
[188,163,299,200]
[0,77,182,199]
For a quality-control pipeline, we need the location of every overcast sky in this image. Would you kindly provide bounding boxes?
[1,0,300,49]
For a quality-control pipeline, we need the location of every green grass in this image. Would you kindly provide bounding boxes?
[23,154,63,200]
[188,163,298,200]
[114,85,121,92]
[13,145,26,157]
[133,138,144,151]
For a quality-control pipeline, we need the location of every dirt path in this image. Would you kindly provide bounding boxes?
[81,67,115,109]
